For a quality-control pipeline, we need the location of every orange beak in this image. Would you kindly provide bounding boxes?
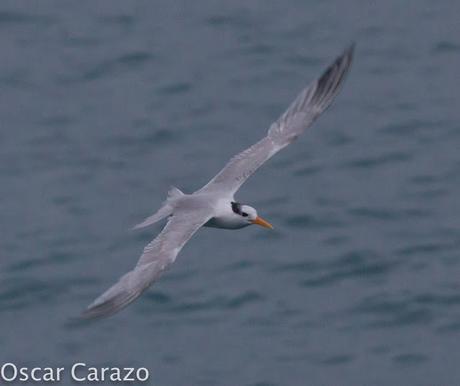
[251,216,273,229]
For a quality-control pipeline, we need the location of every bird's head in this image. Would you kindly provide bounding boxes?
[231,202,273,229]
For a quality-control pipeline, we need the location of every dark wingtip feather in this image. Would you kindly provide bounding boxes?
[80,304,114,320]
[80,290,138,320]
[313,43,354,107]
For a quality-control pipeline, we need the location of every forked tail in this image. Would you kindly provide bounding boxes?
[132,186,184,229]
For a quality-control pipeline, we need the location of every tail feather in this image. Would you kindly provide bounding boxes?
[132,205,172,230]
[132,186,184,230]
[167,186,184,199]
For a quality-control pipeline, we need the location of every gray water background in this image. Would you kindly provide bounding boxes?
[1,1,460,385]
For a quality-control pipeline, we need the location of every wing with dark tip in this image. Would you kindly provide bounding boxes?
[82,207,213,319]
[198,44,354,195]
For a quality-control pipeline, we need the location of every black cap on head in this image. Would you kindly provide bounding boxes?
[231,201,242,215]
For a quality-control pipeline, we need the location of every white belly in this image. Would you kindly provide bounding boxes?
[204,216,249,230]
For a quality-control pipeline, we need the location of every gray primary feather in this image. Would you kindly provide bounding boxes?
[82,205,213,319]
[199,44,354,195]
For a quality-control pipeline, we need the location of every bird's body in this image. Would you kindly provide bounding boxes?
[204,205,249,229]
[83,45,355,319]
[167,192,246,229]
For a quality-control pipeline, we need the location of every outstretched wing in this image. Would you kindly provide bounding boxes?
[198,44,354,195]
[82,207,213,319]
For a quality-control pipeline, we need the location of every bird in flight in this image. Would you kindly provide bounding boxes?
[83,45,354,318]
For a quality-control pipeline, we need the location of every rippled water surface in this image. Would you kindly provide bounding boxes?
[1,1,460,385]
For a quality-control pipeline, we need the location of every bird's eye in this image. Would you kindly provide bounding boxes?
[242,212,248,217]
